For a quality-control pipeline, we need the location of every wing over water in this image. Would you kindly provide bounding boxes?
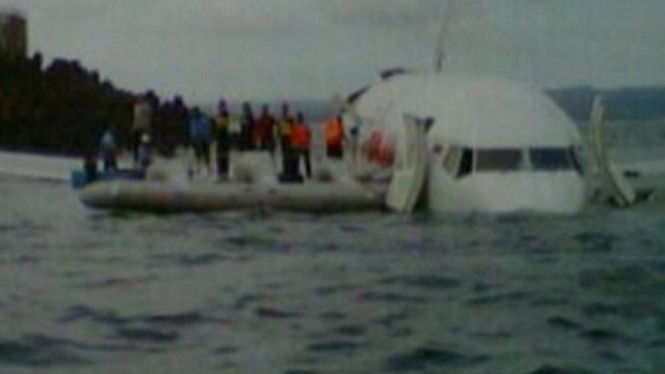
[0,151,79,182]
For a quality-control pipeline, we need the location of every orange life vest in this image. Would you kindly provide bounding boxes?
[278,118,292,136]
[363,130,395,168]
[325,118,343,145]
[215,115,230,132]
[291,122,310,150]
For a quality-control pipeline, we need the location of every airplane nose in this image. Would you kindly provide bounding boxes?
[528,173,586,213]
[427,170,586,214]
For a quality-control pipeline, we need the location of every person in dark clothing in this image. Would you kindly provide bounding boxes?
[277,103,295,180]
[255,104,276,153]
[83,149,98,182]
[215,101,231,180]
[240,102,255,151]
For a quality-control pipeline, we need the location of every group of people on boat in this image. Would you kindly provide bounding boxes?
[85,96,351,185]
[186,100,314,182]
[82,99,154,185]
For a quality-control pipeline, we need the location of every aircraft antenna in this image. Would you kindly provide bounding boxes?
[434,0,455,73]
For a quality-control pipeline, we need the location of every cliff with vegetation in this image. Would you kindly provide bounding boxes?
[0,54,189,156]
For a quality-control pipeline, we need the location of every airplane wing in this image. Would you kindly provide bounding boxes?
[586,95,637,206]
[587,97,665,204]
[0,151,79,183]
[615,158,665,201]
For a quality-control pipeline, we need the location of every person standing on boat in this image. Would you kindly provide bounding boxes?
[277,103,294,180]
[132,96,152,162]
[83,148,99,183]
[214,100,231,180]
[255,104,276,154]
[136,133,153,174]
[228,110,241,151]
[240,102,255,151]
[325,114,345,159]
[189,107,212,175]
[291,112,312,180]
[98,126,118,172]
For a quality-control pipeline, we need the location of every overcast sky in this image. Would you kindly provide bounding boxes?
[1,0,664,104]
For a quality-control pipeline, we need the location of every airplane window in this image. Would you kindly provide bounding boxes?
[569,148,584,175]
[457,148,474,178]
[442,146,462,175]
[476,149,523,171]
[530,148,572,171]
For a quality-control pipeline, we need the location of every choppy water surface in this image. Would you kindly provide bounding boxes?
[1,175,664,374]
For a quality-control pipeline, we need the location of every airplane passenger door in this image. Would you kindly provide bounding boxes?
[385,115,432,213]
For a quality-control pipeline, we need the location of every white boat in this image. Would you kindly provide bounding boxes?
[79,179,383,214]
[69,150,383,213]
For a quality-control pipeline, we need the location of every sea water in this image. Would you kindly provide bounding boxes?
[1,121,665,374]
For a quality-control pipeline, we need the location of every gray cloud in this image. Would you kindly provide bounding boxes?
[318,0,444,27]
[1,0,663,103]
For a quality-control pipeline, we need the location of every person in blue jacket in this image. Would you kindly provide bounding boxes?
[98,125,118,172]
[189,107,212,175]
[136,133,153,173]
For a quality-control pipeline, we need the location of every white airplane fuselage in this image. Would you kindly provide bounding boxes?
[348,72,587,214]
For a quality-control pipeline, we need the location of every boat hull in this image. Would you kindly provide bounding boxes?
[79,180,384,214]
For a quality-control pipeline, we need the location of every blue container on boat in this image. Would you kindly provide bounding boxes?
[70,170,88,189]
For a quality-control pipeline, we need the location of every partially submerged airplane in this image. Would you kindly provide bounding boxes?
[330,0,589,215]
[341,71,587,214]
[327,0,657,215]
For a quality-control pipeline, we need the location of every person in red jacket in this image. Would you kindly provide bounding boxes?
[255,104,276,154]
[325,115,345,159]
[290,112,311,180]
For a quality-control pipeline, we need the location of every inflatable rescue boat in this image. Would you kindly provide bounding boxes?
[78,179,384,214]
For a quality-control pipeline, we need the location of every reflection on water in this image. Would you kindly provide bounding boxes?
[1,175,664,374]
